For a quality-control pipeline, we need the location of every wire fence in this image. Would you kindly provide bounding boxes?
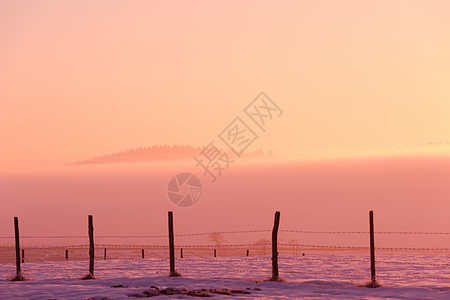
[1,229,450,256]
[1,215,449,286]
[2,228,450,239]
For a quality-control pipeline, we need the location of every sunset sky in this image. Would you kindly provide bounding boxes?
[1,1,450,248]
[1,0,450,168]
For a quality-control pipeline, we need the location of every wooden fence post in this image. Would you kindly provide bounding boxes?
[22,249,25,263]
[214,249,216,257]
[89,215,94,276]
[180,248,183,258]
[82,215,95,279]
[246,249,249,257]
[271,211,281,281]
[168,211,179,276]
[104,248,107,260]
[142,249,144,259]
[368,210,379,287]
[12,216,24,281]
[65,249,69,261]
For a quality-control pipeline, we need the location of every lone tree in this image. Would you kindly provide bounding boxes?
[253,239,271,255]
[209,232,227,247]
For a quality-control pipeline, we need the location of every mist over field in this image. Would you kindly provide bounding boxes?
[1,155,449,249]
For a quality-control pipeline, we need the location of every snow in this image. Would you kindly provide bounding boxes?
[1,251,449,299]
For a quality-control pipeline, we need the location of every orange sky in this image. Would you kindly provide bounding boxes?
[1,0,450,167]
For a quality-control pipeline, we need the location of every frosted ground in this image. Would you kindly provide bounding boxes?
[1,250,449,299]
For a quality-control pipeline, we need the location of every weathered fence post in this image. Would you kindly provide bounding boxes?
[142,249,144,259]
[214,249,216,257]
[246,249,249,257]
[89,215,94,276]
[12,216,24,281]
[22,249,25,263]
[65,249,69,261]
[14,217,21,273]
[368,210,379,287]
[82,215,95,279]
[168,211,179,276]
[271,211,281,281]
[104,248,107,260]
[180,248,183,258]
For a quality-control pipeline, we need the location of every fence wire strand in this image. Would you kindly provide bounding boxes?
[1,229,450,240]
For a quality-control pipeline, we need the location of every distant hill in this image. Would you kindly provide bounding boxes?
[67,145,271,166]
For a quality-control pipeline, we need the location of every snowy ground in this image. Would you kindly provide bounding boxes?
[1,252,449,299]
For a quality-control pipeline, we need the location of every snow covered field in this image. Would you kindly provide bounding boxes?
[1,251,449,299]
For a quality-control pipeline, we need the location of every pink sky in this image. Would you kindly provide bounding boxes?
[1,0,450,167]
[0,1,449,245]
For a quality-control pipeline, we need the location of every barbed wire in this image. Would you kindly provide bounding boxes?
[1,242,449,251]
[173,229,272,237]
[281,230,368,234]
[1,229,449,240]
[11,244,89,250]
[0,230,273,240]
[176,257,271,263]
[93,243,272,248]
[280,230,450,235]
[374,246,449,251]
[0,243,269,250]
[278,243,450,251]
[0,245,90,250]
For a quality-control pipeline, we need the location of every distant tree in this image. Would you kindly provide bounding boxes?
[209,232,227,247]
[253,239,270,256]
